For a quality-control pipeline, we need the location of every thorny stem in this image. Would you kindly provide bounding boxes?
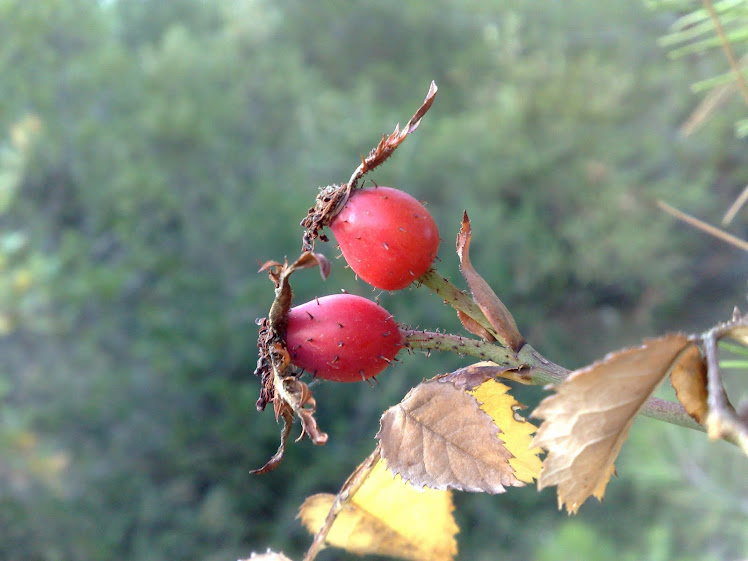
[403,330,516,368]
[303,447,380,561]
[412,273,712,436]
[418,269,498,336]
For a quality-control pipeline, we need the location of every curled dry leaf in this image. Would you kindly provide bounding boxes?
[438,361,510,391]
[301,81,438,251]
[532,333,690,514]
[250,408,294,475]
[456,212,524,351]
[456,310,496,342]
[670,344,709,425]
[253,252,331,474]
[298,457,458,561]
[377,374,540,493]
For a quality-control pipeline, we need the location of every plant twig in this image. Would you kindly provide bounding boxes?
[680,79,736,137]
[722,183,748,225]
[402,329,528,382]
[702,0,748,108]
[658,200,748,252]
[702,317,748,453]
[302,447,380,561]
[403,328,710,435]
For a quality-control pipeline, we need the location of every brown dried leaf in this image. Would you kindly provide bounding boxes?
[298,458,458,561]
[249,408,294,475]
[377,378,526,493]
[439,361,533,388]
[456,212,524,351]
[457,310,496,341]
[670,344,709,425]
[532,333,690,513]
[439,362,507,391]
[290,251,331,280]
[294,387,328,445]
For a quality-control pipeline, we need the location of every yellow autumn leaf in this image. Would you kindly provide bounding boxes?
[469,379,542,484]
[298,457,458,561]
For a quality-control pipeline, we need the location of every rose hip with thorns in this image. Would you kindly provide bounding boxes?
[330,186,439,290]
[285,294,403,382]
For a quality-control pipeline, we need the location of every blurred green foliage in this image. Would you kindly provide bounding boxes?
[0,0,746,560]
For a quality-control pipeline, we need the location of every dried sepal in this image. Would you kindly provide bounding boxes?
[345,80,438,191]
[250,408,294,475]
[253,251,331,473]
[456,211,524,351]
[301,184,350,252]
[301,81,438,251]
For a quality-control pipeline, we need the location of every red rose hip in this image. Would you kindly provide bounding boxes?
[330,186,439,290]
[285,294,403,382]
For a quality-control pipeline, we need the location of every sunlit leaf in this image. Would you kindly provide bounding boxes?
[298,458,458,561]
[469,379,542,484]
[532,333,690,514]
[378,376,533,493]
[670,343,709,425]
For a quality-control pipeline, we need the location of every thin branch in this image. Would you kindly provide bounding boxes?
[680,79,736,137]
[302,447,380,561]
[402,329,528,382]
[702,0,748,108]
[703,319,748,453]
[658,200,748,252]
[722,183,748,225]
